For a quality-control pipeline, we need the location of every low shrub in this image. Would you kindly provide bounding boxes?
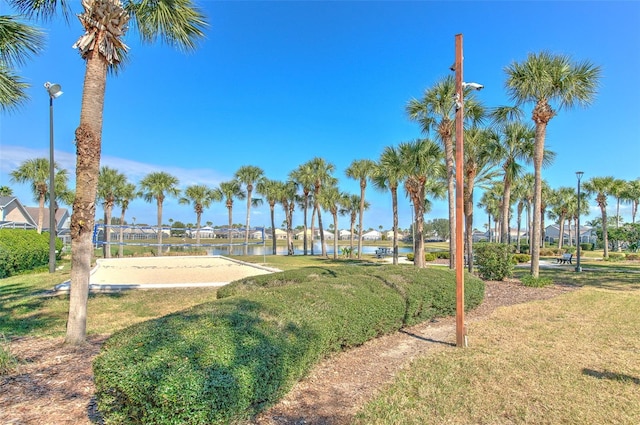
[424,253,436,262]
[0,229,62,278]
[605,253,626,262]
[434,251,450,260]
[406,253,414,261]
[539,248,562,256]
[512,253,531,263]
[520,274,553,288]
[474,243,514,281]
[94,266,485,424]
[580,243,594,251]
[518,244,529,254]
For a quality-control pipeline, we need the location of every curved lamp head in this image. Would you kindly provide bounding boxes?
[576,171,584,181]
[462,82,484,91]
[44,82,63,98]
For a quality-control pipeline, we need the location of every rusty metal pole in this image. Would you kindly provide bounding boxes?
[454,34,466,348]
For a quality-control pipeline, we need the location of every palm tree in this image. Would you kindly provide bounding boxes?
[319,184,345,259]
[0,14,44,111]
[503,51,601,277]
[491,121,537,243]
[623,178,640,224]
[398,139,443,268]
[214,180,245,250]
[97,166,126,258]
[256,178,284,255]
[339,194,365,259]
[11,0,207,345]
[372,146,405,265]
[547,187,576,251]
[10,158,66,233]
[290,163,317,255]
[114,181,137,258]
[463,127,501,271]
[610,179,628,232]
[583,176,615,258]
[139,171,180,256]
[307,157,336,257]
[478,184,503,243]
[278,181,298,255]
[234,165,264,255]
[406,75,485,268]
[179,184,220,246]
[345,159,375,260]
[0,186,13,196]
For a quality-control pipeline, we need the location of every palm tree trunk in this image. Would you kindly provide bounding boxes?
[464,181,474,273]
[310,205,317,255]
[156,199,163,256]
[332,212,339,260]
[118,207,125,258]
[447,170,456,268]
[516,203,523,253]
[349,214,356,258]
[558,214,566,251]
[414,200,425,268]
[501,179,512,244]
[287,203,295,255]
[196,212,202,246]
[530,122,547,278]
[303,193,309,255]
[391,186,398,265]
[66,50,107,346]
[244,189,252,255]
[601,206,609,258]
[37,193,45,234]
[357,183,365,260]
[227,206,233,252]
[105,206,113,258]
[318,202,327,257]
[270,204,277,255]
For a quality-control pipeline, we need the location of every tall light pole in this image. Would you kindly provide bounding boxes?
[575,171,584,272]
[453,34,483,348]
[45,82,63,273]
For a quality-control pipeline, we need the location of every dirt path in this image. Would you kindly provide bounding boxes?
[0,280,575,425]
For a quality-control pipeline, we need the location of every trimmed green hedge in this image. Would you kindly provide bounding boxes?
[93,265,485,424]
[0,229,62,278]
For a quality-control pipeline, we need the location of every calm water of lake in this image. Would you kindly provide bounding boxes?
[204,243,413,256]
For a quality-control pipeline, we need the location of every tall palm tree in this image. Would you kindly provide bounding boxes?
[10,158,66,233]
[406,75,485,268]
[583,176,615,258]
[623,178,640,224]
[0,186,13,196]
[256,178,284,255]
[503,51,601,277]
[610,179,628,231]
[278,180,298,255]
[478,184,503,243]
[547,187,576,251]
[290,163,317,255]
[11,0,207,345]
[139,171,180,256]
[338,194,365,259]
[97,166,126,258]
[114,181,136,258]
[372,146,405,265]
[234,165,264,255]
[307,157,336,257]
[491,121,537,243]
[345,159,375,260]
[463,127,501,271]
[319,184,345,260]
[179,184,220,246]
[0,14,44,111]
[398,139,443,268]
[214,180,245,250]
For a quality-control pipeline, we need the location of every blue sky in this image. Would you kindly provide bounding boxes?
[1,1,639,232]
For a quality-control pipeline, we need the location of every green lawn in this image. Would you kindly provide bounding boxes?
[354,262,640,424]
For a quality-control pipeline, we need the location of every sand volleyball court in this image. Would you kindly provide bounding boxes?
[55,255,278,292]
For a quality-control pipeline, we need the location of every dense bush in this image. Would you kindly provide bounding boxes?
[0,229,62,278]
[434,251,450,260]
[539,248,562,256]
[94,265,485,424]
[512,253,531,263]
[517,244,529,254]
[474,243,514,281]
[580,243,594,251]
[605,253,626,262]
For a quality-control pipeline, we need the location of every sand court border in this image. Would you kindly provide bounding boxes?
[54,256,280,292]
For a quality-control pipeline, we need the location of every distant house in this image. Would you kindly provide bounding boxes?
[339,229,352,240]
[0,196,36,230]
[0,196,69,233]
[545,224,596,245]
[362,230,382,241]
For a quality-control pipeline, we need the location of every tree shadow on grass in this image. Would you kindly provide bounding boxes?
[582,368,640,385]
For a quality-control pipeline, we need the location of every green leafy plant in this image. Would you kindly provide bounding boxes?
[520,274,553,287]
[0,335,18,375]
[474,243,514,281]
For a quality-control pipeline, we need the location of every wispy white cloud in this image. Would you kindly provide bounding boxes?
[0,145,229,188]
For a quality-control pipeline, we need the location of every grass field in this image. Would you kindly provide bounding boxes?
[2,251,639,424]
[354,262,640,424]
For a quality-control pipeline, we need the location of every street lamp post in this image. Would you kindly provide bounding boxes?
[45,82,63,274]
[453,34,483,348]
[575,171,584,272]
